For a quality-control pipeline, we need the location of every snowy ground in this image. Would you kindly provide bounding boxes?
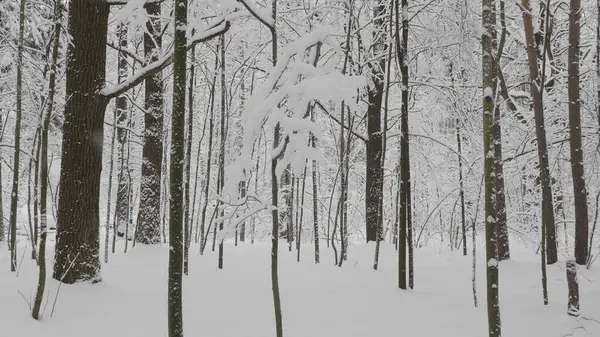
[1,236,599,337]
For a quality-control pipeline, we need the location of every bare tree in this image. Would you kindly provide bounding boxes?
[567,0,588,265]
[483,0,501,335]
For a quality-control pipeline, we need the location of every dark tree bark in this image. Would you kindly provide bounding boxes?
[456,118,467,257]
[115,22,130,239]
[566,259,580,316]
[53,1,109,283]
[136,2,164,245]
[168,0,187,334]
[365,0,386,243]
[9,0,26,272]
[567,0,589,266]
[494,0,510,261]
[493,104,509,261]
[483,0,501,335]
[217,33,226,270]
[522,0,558,265]
[184,42,195,275]
[31,133,40,261]
[269,1,283,335]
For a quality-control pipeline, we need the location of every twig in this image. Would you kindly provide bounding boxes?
[51,252,80,317]
[17,289,32,309]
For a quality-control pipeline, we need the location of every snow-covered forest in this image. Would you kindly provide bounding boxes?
[0,0,599,336]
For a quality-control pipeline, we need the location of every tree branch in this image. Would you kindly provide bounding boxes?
[314,100,368,143]
[100,19,231,99]
[236,0,274,29]
[106,41,145,65]
[105,0,165,7]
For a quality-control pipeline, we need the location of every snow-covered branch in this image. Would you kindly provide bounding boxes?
[314,100,367,143]
[105,0,164,6]
[222,26,366,203]
[100,19,231,99]
[236,0,274,30]
[106,41,144,66]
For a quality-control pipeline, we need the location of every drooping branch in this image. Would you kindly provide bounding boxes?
[107,41,144,65]
[105,0,165,7]
[314,100,367,143]
[236,0,274,29]
[100,20,231,99]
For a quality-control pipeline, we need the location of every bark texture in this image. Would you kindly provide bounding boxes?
[168,0,187,334]
[522,0,558,265]
[53,0,109,283]
[136,2,164,245]
[483,0,501,335]
[365,0,386,243]
[567,0,589,265]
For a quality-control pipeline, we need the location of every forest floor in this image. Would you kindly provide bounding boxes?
[1,236,599,337]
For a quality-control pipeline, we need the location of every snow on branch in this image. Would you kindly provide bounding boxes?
[217,27,365,235]
[236,0,274,29]
[106,41,145,66]
[100,19,230,99]
[105,0,165,7]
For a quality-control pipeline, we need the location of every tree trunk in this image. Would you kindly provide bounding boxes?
[521,0,558,265]
[0,112,4,242]
[217,33,226,270]
[483,0,501,335]
[53,0,109,283]
[198,55,218,255]
[168,0,187,334]
[566,259,580,316]
[311,109,320,264]
[567,0,588,266]
[184,42,195,275]
[136,2,164,245]
[33,0,62,320]
[31,133,41,261]
[115,22,130,239]
[396,0,412,288]
[269,1,283,335]
[9,0,26,272]
[297,159,308,262]
[365,0,386,243]
[493,104,509,260]
[456,118,467,256]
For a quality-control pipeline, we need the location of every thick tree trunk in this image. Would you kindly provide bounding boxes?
[396,0,412,288]
[567,0,588,265]
[53,0,109,283]
[136,2,164,245]
[483,0,501,335]
[566,259,579,316]
[168,0,187,334]
[365,0,386,243]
